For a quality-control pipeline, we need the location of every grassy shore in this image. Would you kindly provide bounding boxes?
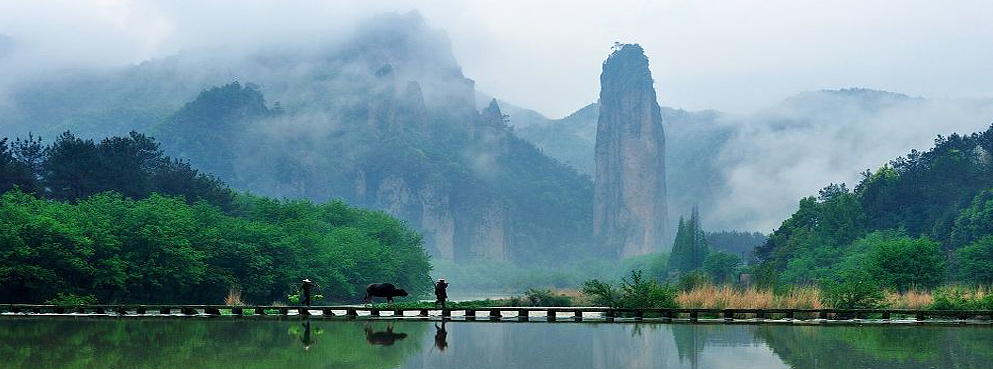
[678,284,993,310]
[364,285,992,310]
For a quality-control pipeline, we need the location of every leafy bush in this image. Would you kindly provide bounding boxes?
[507,289,572,307]
[582,270,678,309]
[702,251,742,284]
[864,236,945,291]
[618,270,679,308]
[677,271,711,292]
[928,287,993,310]
[580,279,620,308]
[820,272,887,309]
[44,293,97,306]
[958,237,993,284]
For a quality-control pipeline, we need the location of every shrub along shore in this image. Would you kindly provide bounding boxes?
[365,281,993,312]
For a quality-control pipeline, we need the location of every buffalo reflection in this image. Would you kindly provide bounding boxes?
[364,324,408,346]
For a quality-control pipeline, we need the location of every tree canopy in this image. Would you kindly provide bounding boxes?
[755,125,993,287]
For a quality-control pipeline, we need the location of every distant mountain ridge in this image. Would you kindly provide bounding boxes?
[517,88,993,233]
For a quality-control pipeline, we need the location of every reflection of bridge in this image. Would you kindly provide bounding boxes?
[2,304,993,324]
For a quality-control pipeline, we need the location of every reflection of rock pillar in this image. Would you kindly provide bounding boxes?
[593,43,668,258]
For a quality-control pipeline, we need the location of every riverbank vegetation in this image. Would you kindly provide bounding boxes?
[0,132,432,304]
[754,125,993,289]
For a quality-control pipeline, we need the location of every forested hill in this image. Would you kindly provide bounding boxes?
[1,12,596,264]
[754,124,993,287]
[0,132,432,304]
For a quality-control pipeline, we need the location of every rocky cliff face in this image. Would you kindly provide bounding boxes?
[5,11,595,264]
[593,44,668,258]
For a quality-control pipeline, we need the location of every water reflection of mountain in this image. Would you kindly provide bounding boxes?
[755,325,993,369]
[0,317,426,369]
[402,322,788,369]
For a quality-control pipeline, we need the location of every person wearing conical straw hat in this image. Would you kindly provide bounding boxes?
[300,279,315,307]
[434,278,449,309]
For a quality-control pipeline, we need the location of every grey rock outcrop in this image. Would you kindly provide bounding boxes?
[593,44,668,258]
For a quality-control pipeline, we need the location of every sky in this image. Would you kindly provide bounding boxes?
[1,0,992,117]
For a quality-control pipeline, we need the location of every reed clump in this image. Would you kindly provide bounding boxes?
[676,284,823,309]
[673,284,991,310]
[224,286,245,306]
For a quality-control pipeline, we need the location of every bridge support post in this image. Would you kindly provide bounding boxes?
[548,310,558,322]
[723,310,734,320]
[299,307,310,316]
[346,309,357,318]
[322,308,332,317]
[689,311,698,322]
[419,309,429,317]
[785,310,794,320]
[574,311,583,320]
[442,309,451,319]
[916,312,925,321]
[160,308,171,315]
[489,310,501,320]
[279,308,289,316]
[232,308,243,316]
[633,310,643,320]
[755,311,765,319]
[882,311,891,320]
[136,307,146,315]
[254,307,266,316]
[465,310,475,320]
[818,310,828,319]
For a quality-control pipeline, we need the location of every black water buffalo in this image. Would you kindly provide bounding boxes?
[365,325,408,346]
[364,283,408,303]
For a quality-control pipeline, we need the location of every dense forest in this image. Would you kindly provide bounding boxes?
[0,132,432,304]
[754,124,993,288]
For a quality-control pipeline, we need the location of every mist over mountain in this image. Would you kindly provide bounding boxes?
[5,9,993,257]
[1,12,594,264]
[518,88,993,233]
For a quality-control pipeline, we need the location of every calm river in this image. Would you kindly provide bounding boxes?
[1,317,990,368]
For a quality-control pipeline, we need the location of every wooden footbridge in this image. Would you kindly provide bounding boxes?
[3,304,993,324]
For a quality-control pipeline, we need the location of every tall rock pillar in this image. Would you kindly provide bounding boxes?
[593,44,668,258]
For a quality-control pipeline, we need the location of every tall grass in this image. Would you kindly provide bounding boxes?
[676,285,822,309]
[224,287,245,306]
[669,284,991,310]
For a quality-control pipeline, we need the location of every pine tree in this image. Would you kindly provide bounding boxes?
[670,217,689,272]
[687,206,710,270]
[670,206,710,273]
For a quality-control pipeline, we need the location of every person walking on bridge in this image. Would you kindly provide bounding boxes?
[300,279,315,306]
[434,278,449,309]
